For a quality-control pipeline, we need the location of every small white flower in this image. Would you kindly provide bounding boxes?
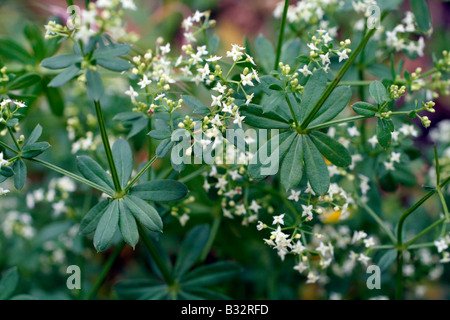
[137,75,152,89]
[160,43,171,55]
[0,187,10,195]
[272,214,285,225]
[249,200,262,213]
[390,152,401,163]
[298,65,313,76]
[336,50,349,62]
[179,213,190,226]
[435,238,448,253]
[125,86,138,101]
[301,204,314,220]
[288,189,301,202]
[240,73,254,86]
[319,52,330,65]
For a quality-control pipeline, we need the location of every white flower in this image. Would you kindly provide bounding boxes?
[298,65,313,76]
[160,43,171,55]
[358,253,370,266]
[206,55,222,62]
[273,214,285,225]
[368,135,378,148]
[319,52,330,65]
[435,238,448,253]
[307,42,318,51]
[245,54,256,66]
[294,262,308,273]
[211,95,222,107]
[74,25,95,45]
[137,75,151,89]
[291,241,306,255]
[245,93,254,106]
[363,237,375,248]
[192,10,204,23]
[256,221,265,231]
[301,204,314,220]
[182,17,193,30]
[179,213,190,226]
[390,152,401,163]
[233,112,245,128]
[288,189,301,202]
[125,86,138,101]
[240,73,254,86]
[252,69,260,83]
[213,82,227,94]
[0,187,10,195]
[229,170,241,181]
[249,200,261,213]
[226,44,244,62]
[316,242,329,256]
[347,126,360,137]
[384,161,395,171]
[336,50,349,62]
[306,272,320,284]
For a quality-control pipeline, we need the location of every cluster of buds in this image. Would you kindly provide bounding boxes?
[389,84,406,99]
[178,115,196,130]
[423,100,436,113]
[380,110,393,118]
[0,66,8,82]
[170,195,195,226]
[420,115,431,128]
[436,50,450,72]
[44,21,69,39]
[279,63,304,93]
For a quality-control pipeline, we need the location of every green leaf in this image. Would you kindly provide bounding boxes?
[79,200,109,235]
[369,81,389,105]
[377,249,397,272]
[280,38,301,67]
[7,74,41,90]
[44,84,65,117]
[130,180,188,202]
[156,139,173,158]
[181,261,241,287]
[182,287,231,300]
[308,86,352,126]
[239,104,290,129]
[48,65,80,87]
[13,159,26,190]
[254,35,275,72]
[181,95,210,116]
[148,130,171,140]
[248,131,296,180]
[0,166,14,178]
[115,279,168,300]
[40,54,80,69]
[86,69,104,101]
[76,155,114,191]
[377,118,391,149]
[21,142,51,158]
[124,195,162,232]
[309,131,351,167]
[119,199,139,248]
[0,38,32,63]
[299,69,327,122]
[352,101,378,117]
[93,43,131,58]
[303,135,330,195]
[280,135,303,190]
[0,267,19,300]
[24,23,45,62]
[96,57,131,72]
[261,91,285,114]
[23,124,42,148]
[112,138,133,189]
[6,118,18,128]
[411,0,431,32]
[174,225,210,277]
[94,200,119,252]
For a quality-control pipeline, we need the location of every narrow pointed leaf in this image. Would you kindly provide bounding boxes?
[308,86,352,126]
[0,267,19,300]
[377,118,391,149]
[309,131,351,167]
[40,54,80,69]
[303,135,330,195]
[112,138,133,189]
[7,74,40,90]
[96,57,131,72]
[94,201,119,252]
[352,101,378,117]
[23,124,42,148]
[369,81,389,105]
[79,200,109,235]
[76,155,114,191]
[13,159,26,190]
[280,135,303,190]
[240,104,290,129]
[124,195,162,232]
[181,95,210,116]
[299,69,327,122]
[130,180,188,202]
[48,65,80,87]
[86,69,104,101]
[119,199,139,248]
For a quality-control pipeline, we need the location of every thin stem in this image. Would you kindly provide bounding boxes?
[336,80,373,86]
[124,155,158,192]
[404,218,446,247]
[29,158,114,196]
[359,201,396,243]
[285,95,299,126]
[7,127,21,151]
[395,250,403,300]
[299,11,388,130]
[305,115,370,132]
[93,100,121,192]
[84,243,124,300]
[274,0,290,70]
[0,140,18,153]
[138,224,174,285]
[200,216,221,261]
[179,166,207,183]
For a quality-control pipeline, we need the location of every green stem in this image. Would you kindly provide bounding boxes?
[395,250,403,300]
[179,166,207,183]
[29,158,114,196]
[274,0,290,70]
[285,95,299,126]
[0,140,18,153]
[93,100,121,192]
[404,218,446,247]
[7,127,21,151]
[336,80,373,86]
[359,201,396,243]
[138,224,174,285]
[299,11,388,130]
[84,243,124,300]
[124,155,158,193]
[200,216,221,261]
[305,115,370,132]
